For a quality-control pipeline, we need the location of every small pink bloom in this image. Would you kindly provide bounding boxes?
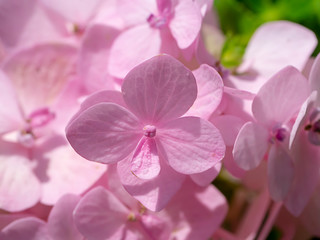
[233,66,310,201]
[67,55,225,210]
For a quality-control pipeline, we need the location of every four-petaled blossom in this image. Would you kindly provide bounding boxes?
[233,66,310,201]
[66,54,225,210]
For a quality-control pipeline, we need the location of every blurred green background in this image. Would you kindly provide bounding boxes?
[214,0,320,68]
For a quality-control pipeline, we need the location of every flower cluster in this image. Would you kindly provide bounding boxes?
[0,0,319,239]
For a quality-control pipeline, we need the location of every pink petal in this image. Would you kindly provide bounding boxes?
[1,217,48,240]
[0,0,64,51]
[185,64,223,119]
[285,130,320,216]
[66,103,142,164]
[167,179,228,240]
[252,66,309,128]
[190,162,221,186]
[300,183,320,236]
[41,0,103,25]
[69,90,125,126]
[210,115,246,146]
[238,21,317,79]
[78,24,120,92]
[309,52,320,105]
[131,137,160,180]
[47,194,82,240]
[116,0,157,27]
[233,122,269,170]
[33,135,106,205]
[289,91,317,148]
[223,146,246,179]
[267,144,294,201]
[157,116,225,174]
[223,86,256,100]
[0,71,24,135]
[108,24,161,79]
[117,157,186,211]
[121,54,197,123]
[2,43,77,115]
[0,141,41,212]
[140,214,171,240]
[169,0,202,49]
[73,187,129,240]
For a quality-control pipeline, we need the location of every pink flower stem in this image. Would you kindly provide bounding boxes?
[257,201,283,240]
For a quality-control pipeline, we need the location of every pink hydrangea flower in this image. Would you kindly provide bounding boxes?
[66,54,225,210]
[233,66,310,201]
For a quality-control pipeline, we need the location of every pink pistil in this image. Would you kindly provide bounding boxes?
[269,126,288,143]
[143,125,156,138]
[28,107,56,129]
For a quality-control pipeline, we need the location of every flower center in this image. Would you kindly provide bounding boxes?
[143,125,156,138]
[305,107,320,145]
[147,13,168,28]
[18,107,55,147]
[269,125,288,143]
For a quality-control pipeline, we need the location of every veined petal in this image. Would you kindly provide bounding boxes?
[108,24,161,79]
[0,141,41,212]
[131,137,160,180]
[68,90,125,126]
[47,194,82,240]
[268,144,294,201]
[1,217,49,240]
[169,0,202,49]
[2,43,77,115]
[33,135,106,205]
[73,187,129,240]
[0,70,24,135]
[238,21,317,79]
[233,122,269,170]
[186,64,223,119]
[157,116,225,175]
[66,103,142,164]
[252,66,309,128]
[122,55,197,124]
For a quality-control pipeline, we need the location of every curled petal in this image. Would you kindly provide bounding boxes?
[131,137,161,180]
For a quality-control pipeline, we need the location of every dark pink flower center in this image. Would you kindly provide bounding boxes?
[270,125,288,143]
[147,13,168,28]
[19,107,55,147]
[143,125,156,138]
[305,107,320,145]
